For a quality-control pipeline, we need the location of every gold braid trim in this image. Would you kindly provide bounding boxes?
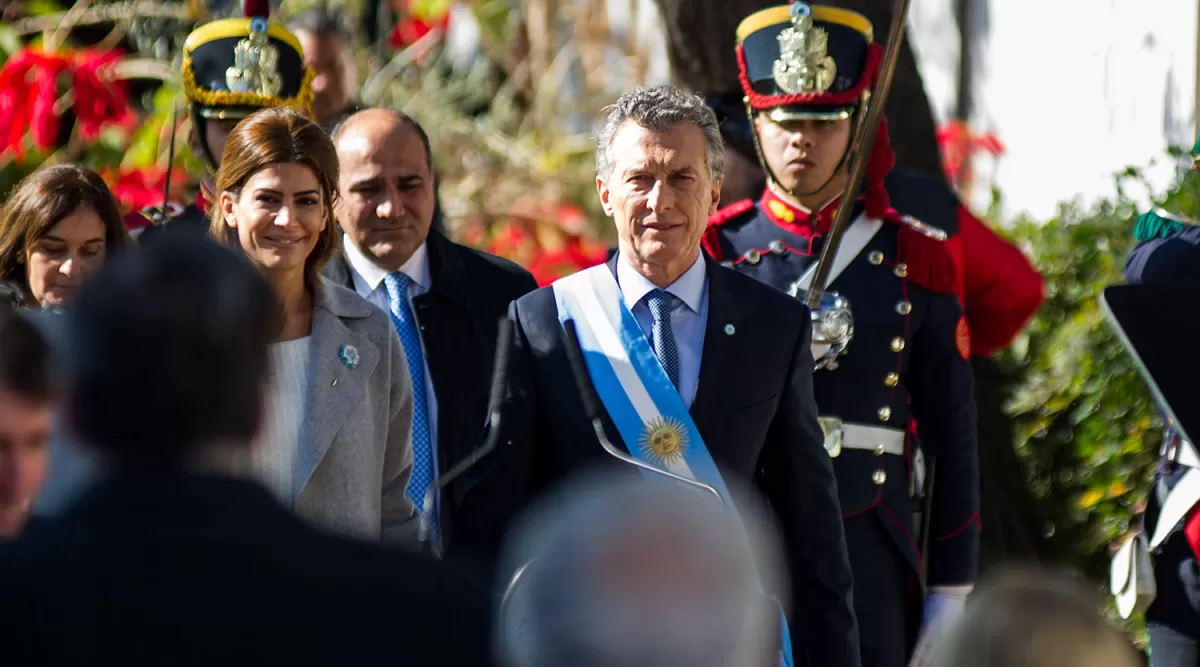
[183,58,316,116]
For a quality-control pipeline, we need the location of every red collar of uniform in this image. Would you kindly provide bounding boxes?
[195,181,214,215]
[759,186,847,237]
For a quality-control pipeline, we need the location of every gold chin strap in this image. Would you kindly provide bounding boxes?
[743,93,871,208]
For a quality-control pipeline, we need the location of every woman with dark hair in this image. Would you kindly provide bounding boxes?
[210,106,416,544]
[0,164,131,308]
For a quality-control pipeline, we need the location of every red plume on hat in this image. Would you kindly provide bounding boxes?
[243,0,270,18]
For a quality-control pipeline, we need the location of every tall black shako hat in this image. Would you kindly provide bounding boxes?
[182,0,313,165]
[735,1,895,216]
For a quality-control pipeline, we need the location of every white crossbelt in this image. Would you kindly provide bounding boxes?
[838,422,906,455]
[1149,438,1200,550]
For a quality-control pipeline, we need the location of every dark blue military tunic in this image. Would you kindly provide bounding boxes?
[704,189,980,660]
[1125,220,1200,656]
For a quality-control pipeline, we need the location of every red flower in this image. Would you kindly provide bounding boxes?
[72,49,132,141]
[0,49,71,156]
[0,47,133,157]
[936,120,1006,189]
[390,0,451,49]
[107,166,190,215]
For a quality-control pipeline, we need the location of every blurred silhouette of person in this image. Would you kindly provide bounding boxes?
[289,7,361,132]
[0,234,493,665]
[925,567,1141,667]
[0,308,54,540]
[496,471,786,667]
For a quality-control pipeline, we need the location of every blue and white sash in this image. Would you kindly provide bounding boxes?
[552,263,794,667]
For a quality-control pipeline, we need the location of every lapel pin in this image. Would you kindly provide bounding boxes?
[338,344,360,369]
[724,324,736,336]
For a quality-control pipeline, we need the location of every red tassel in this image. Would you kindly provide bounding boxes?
[243,0,270,18]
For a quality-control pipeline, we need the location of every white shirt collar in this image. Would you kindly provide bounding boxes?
[617,250,707,314]
[341,233,431,292]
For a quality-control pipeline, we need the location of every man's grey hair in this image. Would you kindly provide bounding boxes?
[595,85,725,182]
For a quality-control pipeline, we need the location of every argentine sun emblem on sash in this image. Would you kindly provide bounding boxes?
[639,416,689,465]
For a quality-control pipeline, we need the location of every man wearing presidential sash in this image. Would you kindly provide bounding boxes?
[456,85,859,667]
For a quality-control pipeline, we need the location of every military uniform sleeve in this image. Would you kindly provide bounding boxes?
[905,293,980,586]
[1125,225,1200,286]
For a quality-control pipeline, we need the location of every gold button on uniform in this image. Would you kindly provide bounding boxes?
[769,240,786,254]
[874,445,886,456]
[872,470,887,485]
[896,301,912,315]
[890,337,905,352]
[894,263,908,278]
[878,406,891,422]
[884,372,899,387]
[868,251,884,265]
[745,250,761,265]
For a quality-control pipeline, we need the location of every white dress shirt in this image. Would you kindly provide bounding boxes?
[616,251,709,408]
[342,235,440,467]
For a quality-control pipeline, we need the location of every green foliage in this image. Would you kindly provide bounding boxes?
[998,163,1200,585]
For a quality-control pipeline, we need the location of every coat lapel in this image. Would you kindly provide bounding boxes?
[690,257,742,432]
[296,281,380,501]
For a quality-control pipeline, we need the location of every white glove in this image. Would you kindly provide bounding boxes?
[907,586,973,667]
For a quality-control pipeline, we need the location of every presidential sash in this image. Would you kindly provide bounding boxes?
[552,263,794,667]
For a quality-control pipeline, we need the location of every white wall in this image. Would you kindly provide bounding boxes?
[909,0,1198,221]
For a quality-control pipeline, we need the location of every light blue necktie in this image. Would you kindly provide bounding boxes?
[383,272,436,539]
[646,289,681,390]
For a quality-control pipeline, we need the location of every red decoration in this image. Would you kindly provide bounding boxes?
[0,47,132,158]
[954,315,971,360]
[106,167,191,215]
[390,0,451,49]
[936,120,1005,193]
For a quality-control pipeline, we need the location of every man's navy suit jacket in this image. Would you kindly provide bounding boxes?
[456,254,861,667]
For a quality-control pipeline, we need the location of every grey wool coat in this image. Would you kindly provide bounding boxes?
[33,278,417,545]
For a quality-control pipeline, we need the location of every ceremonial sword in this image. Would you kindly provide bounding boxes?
[803,0,914,311]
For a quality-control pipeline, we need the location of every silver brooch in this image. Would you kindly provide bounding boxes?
[338,344,360,369]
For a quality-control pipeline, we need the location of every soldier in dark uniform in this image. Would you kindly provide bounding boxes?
[128,0,313,241]
[702,3,979,666]
[1124,181,1200,665]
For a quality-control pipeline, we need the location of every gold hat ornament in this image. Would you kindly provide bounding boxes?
[772,2,837,95]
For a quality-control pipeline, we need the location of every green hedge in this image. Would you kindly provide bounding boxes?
[997,160,1200,583]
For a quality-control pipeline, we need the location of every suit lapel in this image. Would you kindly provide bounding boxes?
[296,298,379,502]
[690,258,742,435]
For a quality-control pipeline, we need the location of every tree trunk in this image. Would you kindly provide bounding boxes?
[651,0,946,182]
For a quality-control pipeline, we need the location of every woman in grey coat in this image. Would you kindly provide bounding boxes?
[205,106,416,543]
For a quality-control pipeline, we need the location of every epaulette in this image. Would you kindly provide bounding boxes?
[1133,207,1199,242]
[703,200,756,262]
[892,212,961,296]
[707,199,755,228]
[884,168,961,237]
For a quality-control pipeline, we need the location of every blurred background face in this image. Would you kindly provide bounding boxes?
[221,163,327,275]
[25,206,107,307]
[598,121,721,279]
[336,115,435,272]
[754,115,852,200]
[296,30,356,128]
[0,388,50,538]
[191,118,241,170]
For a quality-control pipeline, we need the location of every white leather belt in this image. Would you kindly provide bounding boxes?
[819,417,905,458]
[1169,438,1200,469]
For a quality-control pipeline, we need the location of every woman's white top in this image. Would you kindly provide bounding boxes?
[250,336,313,507]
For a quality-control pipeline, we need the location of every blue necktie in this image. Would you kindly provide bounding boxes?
[646,289,681,390]
[383,272,436,539]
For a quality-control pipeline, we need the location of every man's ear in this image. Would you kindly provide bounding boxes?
[597,176,614,217]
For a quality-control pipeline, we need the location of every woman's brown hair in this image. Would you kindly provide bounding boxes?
[0,164,131,301]
[209,106,339,284]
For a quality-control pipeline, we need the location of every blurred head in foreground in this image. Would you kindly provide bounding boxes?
[497,471,786,667]
[0,309,53,537]
[62,234,278,467]
[929,567,1141,667]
